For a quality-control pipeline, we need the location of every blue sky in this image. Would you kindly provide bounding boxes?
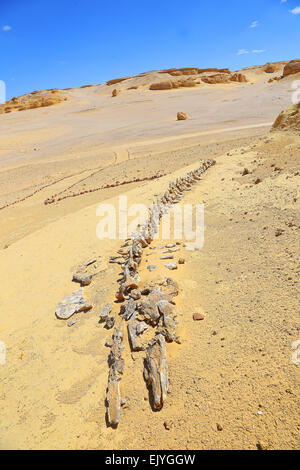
[1,0,300,99]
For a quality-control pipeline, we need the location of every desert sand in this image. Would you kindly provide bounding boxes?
[0,62,299,450]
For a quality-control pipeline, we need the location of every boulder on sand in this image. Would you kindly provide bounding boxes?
[177,112,187,121]
[272,102,300,133]
[283,60,300,77]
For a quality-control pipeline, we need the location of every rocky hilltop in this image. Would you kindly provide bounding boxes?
[282,59,300,77]
[0,89,67,114]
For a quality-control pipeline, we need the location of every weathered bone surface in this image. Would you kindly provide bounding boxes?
[144,334,168,410]
[141,277,179,298]
[105,312,116,329]
[99,302,113,322]
[55,288,92,319]
[139,290,171,325]
[106,321,124,426]
[160,254,174,260]
[127,314,145,351]
[136,321,148,335]
[129,288,141,300]
[156,300,179,342]
[121,298,137,320]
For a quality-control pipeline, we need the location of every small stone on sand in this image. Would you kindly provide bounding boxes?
[193,313,204,321]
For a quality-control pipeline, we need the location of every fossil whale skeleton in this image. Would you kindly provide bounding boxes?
[101,159,216,426]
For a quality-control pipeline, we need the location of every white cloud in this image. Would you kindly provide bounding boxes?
[2,25,11,31]
[281,0,287,3]
[237,49,249,55]
[252,49,266,53]
[250,20,259,28]
[290,6,300,14]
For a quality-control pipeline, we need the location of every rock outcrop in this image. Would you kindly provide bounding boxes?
[201,73,230,84]
[0,90,67,114]
[230,73,247,83]
[106,77,128,86]
[272,102,300,133]
[149,80,173,90]
[283,60,300,78]
[159,67,231,75]
[149,79,196,90]
[264,63,281,74]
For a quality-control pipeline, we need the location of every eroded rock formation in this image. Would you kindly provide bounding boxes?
[0,90,67,114]
[272,102,300,133]
[283,60,300,78]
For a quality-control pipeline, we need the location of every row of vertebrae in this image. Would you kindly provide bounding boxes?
[105,159,216,426]
[115,159,216,303]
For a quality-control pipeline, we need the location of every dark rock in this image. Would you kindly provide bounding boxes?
[193,313,204,321]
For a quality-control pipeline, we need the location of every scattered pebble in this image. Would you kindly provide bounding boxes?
[275,229,284,237]
[147,265,157,272]
[164,420,173,430]
[193,313,204,321]
[165,262,178,270]
[178,258,185,264]
[165,243,176,248]
[160,254,174,260]
[257,441,269,451]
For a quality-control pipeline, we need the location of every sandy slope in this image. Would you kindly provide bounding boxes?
[0,62,299,450]
[0,132,299,450]
[0,64,295,249]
